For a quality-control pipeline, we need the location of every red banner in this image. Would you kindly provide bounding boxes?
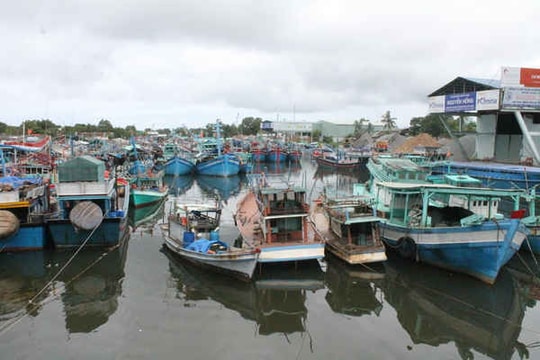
[520,68,540,87]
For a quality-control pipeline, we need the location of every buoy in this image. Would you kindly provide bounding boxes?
[69,201,103,231]
[0,210,20,240]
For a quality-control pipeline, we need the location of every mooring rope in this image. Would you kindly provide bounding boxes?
[0,216,108,337]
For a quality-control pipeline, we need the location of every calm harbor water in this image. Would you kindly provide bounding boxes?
[1,156,539,359]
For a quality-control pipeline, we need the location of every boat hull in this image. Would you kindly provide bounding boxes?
[316,156,366,169]
[163,235,258,280]
[257,243,325,263]
[379,219,527,284]
[431,161,540,189]
[196,155,240,177]
[130,189,168,209]
[325,240,387,265]
[164,156,195,176]
[47,216,128,249]
[266,150,287,163]
[0,223,47,252]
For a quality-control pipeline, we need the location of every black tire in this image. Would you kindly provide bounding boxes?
[398,237,416,260]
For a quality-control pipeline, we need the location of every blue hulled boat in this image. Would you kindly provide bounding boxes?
[266,146,288,163]
[373,181,527,284]
[431,161,540,190]
[0,176,54,251]
[162,143,195,176]
[195,122,240,177]
[47,156,130,249]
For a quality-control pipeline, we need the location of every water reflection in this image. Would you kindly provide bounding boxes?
[324,255,385,317]
[383,254,531,360]
[196,175,244,203]
[164,174,195,196]
[128,198,167,230]
[51,239,129,333]
[0,239,129,335]
[0,252,51,322]
[164,249,324,337]
[252,161,302,175]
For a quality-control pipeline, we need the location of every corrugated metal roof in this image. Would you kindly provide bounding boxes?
[428,76,500,97]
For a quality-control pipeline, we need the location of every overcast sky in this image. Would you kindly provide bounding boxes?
[1,0,539,130]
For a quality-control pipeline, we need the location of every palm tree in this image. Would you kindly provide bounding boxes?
[381,111,397,131]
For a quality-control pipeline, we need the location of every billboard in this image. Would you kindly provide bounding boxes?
[501,66,540,88]
[445,92,476,112]
[502,87,540,110]
[428,90,500,113]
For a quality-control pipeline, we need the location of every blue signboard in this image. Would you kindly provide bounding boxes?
[445,92,476,112]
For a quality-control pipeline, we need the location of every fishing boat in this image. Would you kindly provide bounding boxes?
[431,161,540,190]
[0,175,55,251]
[127,138,168,208]
[47,155,130,249]
[315,150,367,169]
[235,173,325,264]
[2,135,51,153]
[250,142,267,163]
[286,144,303,163]
[129,169,168,209]
[311,183,387,265]
[373,181,527,284]
[195,121,240,177]
[162,142,195,176]
[161,198,259,280]
[518,185,540,254]
[266,144,288,163]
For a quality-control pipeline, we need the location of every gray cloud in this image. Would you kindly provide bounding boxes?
[1,0,540,128]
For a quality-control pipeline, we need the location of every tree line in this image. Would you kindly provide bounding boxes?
[0,113,475,140]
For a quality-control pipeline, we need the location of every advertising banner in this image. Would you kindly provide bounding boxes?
[428,95,445,113]
[476,89,500,111]
[501,87,540,110]
[501,66,540,88]
[445,92,476,112]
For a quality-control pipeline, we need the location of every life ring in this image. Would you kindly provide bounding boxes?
[397,237,416,260]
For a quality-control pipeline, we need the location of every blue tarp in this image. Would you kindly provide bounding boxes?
[185,239,228,253]
[0,176,42,189]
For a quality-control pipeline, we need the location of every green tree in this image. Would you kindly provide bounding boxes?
[408,113,453,138]
[311,129,322,142]
[238,117,262,136]
[97,119,113,133]
[353,118,370,137]
[0,121,9,134]
[381,111,397,131]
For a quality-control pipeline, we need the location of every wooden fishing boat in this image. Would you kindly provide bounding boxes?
[235,173,325,264]
[311,183,386,265]
[315,152,367,169]
[161,199,259,280]
[47,156,130,249]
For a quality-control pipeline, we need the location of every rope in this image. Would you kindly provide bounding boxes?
[0,215,106,337]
